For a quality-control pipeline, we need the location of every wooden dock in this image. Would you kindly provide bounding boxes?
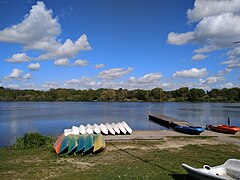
[148,114,190,128]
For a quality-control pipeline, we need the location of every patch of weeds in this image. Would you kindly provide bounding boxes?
[13,133,53,149]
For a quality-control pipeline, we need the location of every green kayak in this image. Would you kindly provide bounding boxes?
[93,134,106,153]
[83,134,94,155]
[76,135,86,154]
[58,135,71,155]
[67,135,79,155]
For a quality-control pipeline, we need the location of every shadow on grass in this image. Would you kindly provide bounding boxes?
[170,174,195,180]
[109,142,177,174]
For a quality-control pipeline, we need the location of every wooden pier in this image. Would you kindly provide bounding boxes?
[148,114,190,128]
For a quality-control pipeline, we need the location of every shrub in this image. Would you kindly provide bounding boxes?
[14,133,53,149]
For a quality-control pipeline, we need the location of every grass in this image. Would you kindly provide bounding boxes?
[0,136,240,180]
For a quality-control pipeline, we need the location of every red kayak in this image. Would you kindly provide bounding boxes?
[208,125,239,134]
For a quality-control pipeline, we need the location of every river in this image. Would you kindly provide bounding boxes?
[0,102,239,147]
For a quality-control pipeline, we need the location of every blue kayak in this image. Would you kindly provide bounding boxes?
[174,126,205,135]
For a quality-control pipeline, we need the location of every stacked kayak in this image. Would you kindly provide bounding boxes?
[64,121,132,136]
[174,126,205,135]
[54,133,105,155]
[208,125,239,134]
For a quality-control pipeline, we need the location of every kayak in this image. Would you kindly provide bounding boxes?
[99,123,108,135]
[175,126,205,135]
[93,134,106,153]
[121,121,133,134]
[53,134,65,154]
[58,135,71,155]
[76,135,86,154]
[67,135,79,154]
[182,158,240,180]
[83,134,94,154]
[208,125,238,134]
[105,123,115,135]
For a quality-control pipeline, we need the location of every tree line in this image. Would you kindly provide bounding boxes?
[0,86,239,102]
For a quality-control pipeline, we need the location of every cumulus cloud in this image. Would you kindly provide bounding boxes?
[187,0,240,23]
[64,76,97,88]
[72,59,88,66]
[5,53,30,63]
[23,73,31,79]
[54,58,69,66]
[0,1,91,62]
[173,68,207,78]
[167,0,240,53]
[6,68,23,79]
[129,73,162,83]
[192,53,208,61]
[94,64,105,69]
[97,67,133,80]
[42,82,59,89]
[28,62,40,71]
[200,76,224,84]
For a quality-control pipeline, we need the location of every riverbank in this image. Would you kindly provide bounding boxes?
[0,130,239,179]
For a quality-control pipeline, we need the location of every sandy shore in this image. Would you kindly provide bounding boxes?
[104,130,240,146]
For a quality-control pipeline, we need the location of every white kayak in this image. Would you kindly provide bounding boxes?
[93,123,101,134]
[64,129,72,136]
[99,123,108,135]
[121,121,132,134]
[182,159,240,180]
[117,122,127,134]
[71,126,80,135]
[111,123,120,134]
[105,123,115,135]
[85,124,93,134]
[79,125,86,135]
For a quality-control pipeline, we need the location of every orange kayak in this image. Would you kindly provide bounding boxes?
[208,125,239,134]
[53,134,65,154]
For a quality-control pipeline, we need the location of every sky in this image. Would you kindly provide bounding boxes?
[0,0,239,91]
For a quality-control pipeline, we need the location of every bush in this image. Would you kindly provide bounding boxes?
[14,133,53,149]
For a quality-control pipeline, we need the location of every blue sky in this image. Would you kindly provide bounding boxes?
[0,0,239,90]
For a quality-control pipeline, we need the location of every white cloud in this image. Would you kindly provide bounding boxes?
[6,68,23,79]
[54,58,69,66]
[129,73,162,83]
[72,59,88,66]
[192,53,208,61]
[64,76,97,88]
[97,67,134,80]
[173,68,207,78]
[0,1,60,46]
[42,82,59,89]
[0,2,91,62]
[94,64,105,69]
[167,0,240,53]
[5,53,30,63]
[23,73,31,79]
[200,76,224,84]
[187,0,240,23]
[28,62,40,71]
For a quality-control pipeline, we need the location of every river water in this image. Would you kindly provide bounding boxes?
[0,102,239,147]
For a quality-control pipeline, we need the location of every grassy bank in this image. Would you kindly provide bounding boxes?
[0,137,240,180]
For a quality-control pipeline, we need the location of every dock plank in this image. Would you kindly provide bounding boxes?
[149,114,190,128]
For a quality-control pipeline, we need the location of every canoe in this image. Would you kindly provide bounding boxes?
[83,134,94,154]
[71,126,80,135]
[85,124,94,134]
[67,135,79,154]
[76,135,86,154]
[53,134,65,154]
[174,126,205,135]
[111,123,121,134]
[58,135,71,155]
[182,158,240,180]
[105,123,115,135]
[208,125,238,134]
[99,123,108,135]
[64,129,72,136]
[117,122,127,134]
[79,125,86,135]
[93,123,101,134]
[121,121,133,134]
[93,133,106,153]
